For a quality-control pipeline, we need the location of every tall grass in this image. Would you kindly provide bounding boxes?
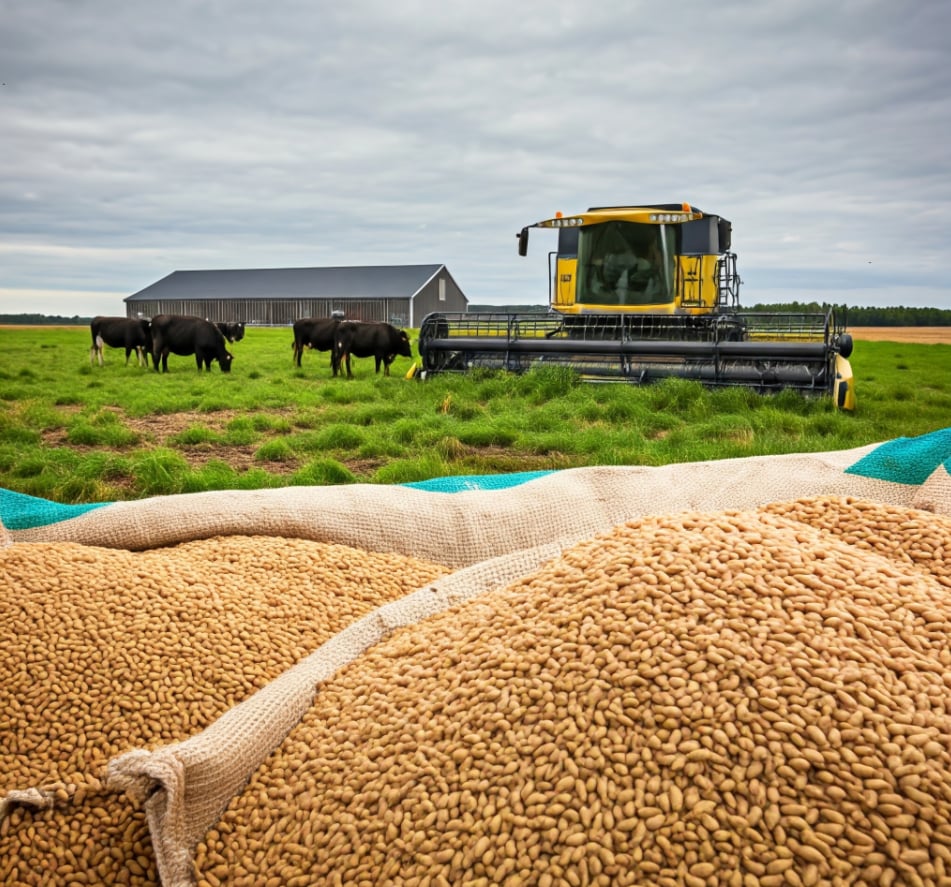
[0,327,948,503]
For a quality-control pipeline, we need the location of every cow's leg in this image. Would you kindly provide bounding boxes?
[334,351,353,379]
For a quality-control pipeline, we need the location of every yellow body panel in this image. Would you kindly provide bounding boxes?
[552,257,578,311]
[834,355,856,411]
[679,255,722,312]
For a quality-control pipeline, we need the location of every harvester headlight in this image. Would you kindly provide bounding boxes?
[649,212,694,223]
[547,217,583,228]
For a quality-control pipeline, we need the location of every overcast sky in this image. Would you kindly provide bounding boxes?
[2,0,949,317]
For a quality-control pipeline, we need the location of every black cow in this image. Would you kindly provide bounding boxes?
[292,316,341,368]
[215,322,246,343]
[150,314,234,373]
[90,316,153,367]
[332,321,413,379]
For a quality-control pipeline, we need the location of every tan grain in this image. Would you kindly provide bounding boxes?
[0,536,448,885]
[193,498,951,885]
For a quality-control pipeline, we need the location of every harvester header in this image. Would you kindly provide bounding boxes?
[419,202,855,410]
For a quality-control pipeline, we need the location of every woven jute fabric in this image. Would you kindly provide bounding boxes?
[916,463,951,515]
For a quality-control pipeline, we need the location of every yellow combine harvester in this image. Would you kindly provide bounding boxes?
[418,203,856,409]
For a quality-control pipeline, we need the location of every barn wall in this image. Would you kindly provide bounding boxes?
[127,299,413,326]
[328,299,412,326]
[410,273,468,325]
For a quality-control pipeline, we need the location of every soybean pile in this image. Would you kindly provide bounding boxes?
[193,497,951,887]
[0,537,450,885]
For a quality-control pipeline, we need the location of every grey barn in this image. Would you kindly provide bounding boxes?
[124,264,468,328]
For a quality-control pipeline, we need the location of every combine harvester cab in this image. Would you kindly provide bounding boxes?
[418,203,856,410]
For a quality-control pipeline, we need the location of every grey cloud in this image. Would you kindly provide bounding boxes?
[1,0,949,314]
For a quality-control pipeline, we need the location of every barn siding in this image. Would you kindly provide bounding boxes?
[409,273,467,325]
[128,298,414,327]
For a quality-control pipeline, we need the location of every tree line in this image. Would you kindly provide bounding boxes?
[744,303,951,326]
[0,314,93,325]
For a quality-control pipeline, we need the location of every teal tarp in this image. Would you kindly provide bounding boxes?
[404,470,554,493]
[844,427,951,485]
[0,488,108,531]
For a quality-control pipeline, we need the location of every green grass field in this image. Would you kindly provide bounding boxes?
[1,326,948,504]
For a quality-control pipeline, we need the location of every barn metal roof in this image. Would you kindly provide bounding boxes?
[125,264,448,302]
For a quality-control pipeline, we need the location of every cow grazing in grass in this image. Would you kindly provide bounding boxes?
[215,322,246,343]
[90,316,152,367]
[292,316,343,368]
[332,321,413,379]
[150,314,233,373]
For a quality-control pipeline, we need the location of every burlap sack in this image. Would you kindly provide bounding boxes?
[915,464,951,515]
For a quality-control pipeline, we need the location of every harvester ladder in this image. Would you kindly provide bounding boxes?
[717,253,742,310]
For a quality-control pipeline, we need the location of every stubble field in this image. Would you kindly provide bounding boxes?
[848,327,951,344]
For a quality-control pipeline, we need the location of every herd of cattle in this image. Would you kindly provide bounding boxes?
[89,315,413,377]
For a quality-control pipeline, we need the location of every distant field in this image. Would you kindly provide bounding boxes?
[849,327,951,344]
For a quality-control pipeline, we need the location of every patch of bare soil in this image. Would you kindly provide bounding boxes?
[42,409,309,476]
[121,410,280,473]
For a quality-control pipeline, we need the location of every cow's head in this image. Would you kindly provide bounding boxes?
[397,330,413,358]
[220,351,234,372]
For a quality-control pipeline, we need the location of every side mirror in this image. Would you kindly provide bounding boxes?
[517,227,529,256]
